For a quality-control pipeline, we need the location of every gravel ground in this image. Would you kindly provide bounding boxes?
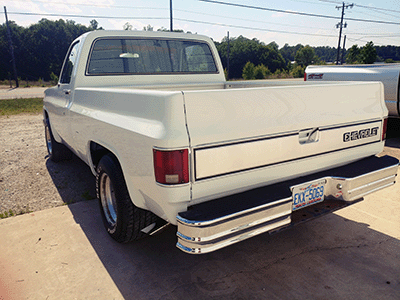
[0,113,96,216]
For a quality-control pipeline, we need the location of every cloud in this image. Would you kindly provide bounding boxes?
[108,19,149,31]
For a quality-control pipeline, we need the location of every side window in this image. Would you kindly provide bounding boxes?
[185,44,217,72]
[60,42,80,84]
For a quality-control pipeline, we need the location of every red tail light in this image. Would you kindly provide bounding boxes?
[153,149,189,185]
[382,118,388,141]
[304,72,307,81]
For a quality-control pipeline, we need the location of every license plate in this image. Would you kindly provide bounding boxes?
[292,179,326,211]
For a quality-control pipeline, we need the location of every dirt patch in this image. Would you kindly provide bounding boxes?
[0,114,96,216]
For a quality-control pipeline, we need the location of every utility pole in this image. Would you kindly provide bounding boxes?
[170,0,173,32]
[227,31,230,80]
[4,6,19,87]
[336,2,353,65]
[341,35,347,64]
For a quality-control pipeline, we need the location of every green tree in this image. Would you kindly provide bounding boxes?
[279,43,303,63]
[242,62,255,80]
[0,21,25,81]
[267,41,279,52]
[0,19,96,81]
[254,64,270,79]
[376,45,400,62]
[294,45,317,67]
[143,24,154,31]
[345,45,360,64]
[123,22,133,30]
[290,65,305,78]
[314,46,337,63]
[216,35,286,79]
[22,19,92,80]
[360,41,377,64]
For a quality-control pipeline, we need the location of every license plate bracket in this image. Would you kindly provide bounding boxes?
[292,179,326,211]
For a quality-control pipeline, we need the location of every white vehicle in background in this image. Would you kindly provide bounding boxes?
[305,64,400,117]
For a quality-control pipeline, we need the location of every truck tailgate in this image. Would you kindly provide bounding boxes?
[183,82,387,201]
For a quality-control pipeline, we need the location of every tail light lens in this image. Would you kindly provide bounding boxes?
[382,118,388,141]
[304,72,307,81]
[153,149,189,185]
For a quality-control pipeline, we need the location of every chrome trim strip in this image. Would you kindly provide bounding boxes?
[177,197,292,227]
[348,182,395,201]
[348,175,396,194]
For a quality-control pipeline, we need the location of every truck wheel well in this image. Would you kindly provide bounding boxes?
[90,142,115,170]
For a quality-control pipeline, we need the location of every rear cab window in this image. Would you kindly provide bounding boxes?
[86,38,218,75]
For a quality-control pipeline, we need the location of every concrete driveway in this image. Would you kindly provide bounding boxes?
[0,86,47,99]
[1,130,400,299]
[1,177,399,299]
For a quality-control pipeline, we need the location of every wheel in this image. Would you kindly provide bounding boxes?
[96,154,159,243]
[44,118,72,162]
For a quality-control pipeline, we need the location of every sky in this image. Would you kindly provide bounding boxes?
[2,0,400,48]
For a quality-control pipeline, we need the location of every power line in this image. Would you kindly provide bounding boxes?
[319,0,400,13]
[346,31,400,37]
[199,0,400,25]
[319,0,400,20]
[176,9,334,31]
[7,0,400,32]
[10,0,400,26]
[289,0,333,7]
[350,9,400,23]
[7,11,169,20]
[200,0,343,20]
[174,18,337,37]
[7,10,398,40]
[7,0,337,31]
[354,3,400,15]
[10,0,168,10]
[5,10,338,38]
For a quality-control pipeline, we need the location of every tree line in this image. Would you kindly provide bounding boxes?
[0,19,100,82]
[1,19,400,82]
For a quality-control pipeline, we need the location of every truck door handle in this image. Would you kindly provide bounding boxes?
[63,89,71,95]
[299,128,320,144]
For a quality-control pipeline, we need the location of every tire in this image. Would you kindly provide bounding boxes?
[96,154,159,243]
[44,118,72,162]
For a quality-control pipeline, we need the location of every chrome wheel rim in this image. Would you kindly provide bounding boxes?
[100,173,118,227]
[45,125,52,155]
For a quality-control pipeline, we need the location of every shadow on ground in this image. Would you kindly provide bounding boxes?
[45,155,96,205]
[65,197,400,300]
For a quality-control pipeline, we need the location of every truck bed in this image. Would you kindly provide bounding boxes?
[67,80,388,222]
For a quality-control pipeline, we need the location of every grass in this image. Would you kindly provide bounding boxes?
[1,79,54,88]
[0,206,31,219]
[0,209,15,219]
[0,98,43,116]
[82,190,95,201]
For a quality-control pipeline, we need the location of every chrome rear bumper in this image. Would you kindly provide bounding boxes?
[176,155,399,254]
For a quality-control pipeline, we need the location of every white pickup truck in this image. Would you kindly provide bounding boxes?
[43,30,399,254]
[305,64,400,117]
